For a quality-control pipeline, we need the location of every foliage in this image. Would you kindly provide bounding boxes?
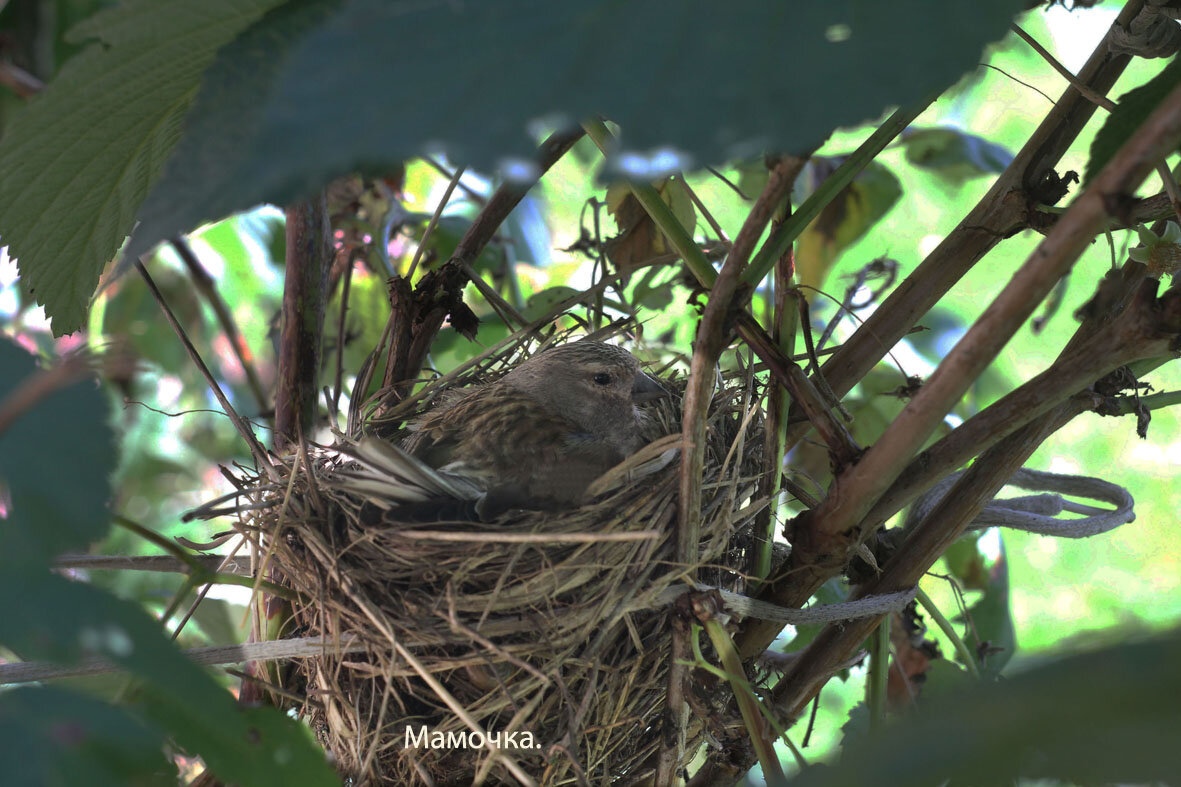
[0,0,1179,785]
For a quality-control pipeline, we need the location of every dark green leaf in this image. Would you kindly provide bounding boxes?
[0,339,115,568]
[1086,59,1181,184]
[525,286,582,320]
[128,0,1026,260]
[0,685,174,787]
[0,572,337,787]
[900,126,1013,183]
[792,631,1181,786]
[0,0,286,335]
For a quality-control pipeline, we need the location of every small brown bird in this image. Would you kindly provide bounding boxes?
[402,341,665,511]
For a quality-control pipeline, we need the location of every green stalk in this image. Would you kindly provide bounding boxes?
[581,118,717,289]
[867,615,892,731]
[743,97,936,287]
[700,618,792,783]
[916,587,980,679]
[754,283,799,583]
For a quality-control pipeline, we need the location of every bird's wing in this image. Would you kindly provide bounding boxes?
[332,437,484,506]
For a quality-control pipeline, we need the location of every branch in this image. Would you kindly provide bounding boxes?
[811,0,1144,416]
[737,60,1181,663]
[656,151,803,787]
[384,128,583,392]
[742,98,936,287]
[768,411,1076,721]
[274,195,331,452]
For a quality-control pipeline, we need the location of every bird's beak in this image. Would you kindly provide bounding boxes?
[632,371,668,403]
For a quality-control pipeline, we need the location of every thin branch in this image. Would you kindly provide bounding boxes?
[915,588,979,679]
[55,554,250,574]
[332,248,359,418]
[384,128,584,392]
[1012,24,1116,111]
[706,165,752,200]
[135,260,273,476]
[171,237,269,414]
[0,353,91,439]
[582,118,717,288]
[679,177,728,241]
[1012,23,1181,225]
[421,155,486,205]
[406,165,465,281]
[0,60,44,98]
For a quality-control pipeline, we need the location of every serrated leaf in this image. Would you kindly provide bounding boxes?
[128,0,1026,262]
[0,0,285,335]
[792,632,1181,787]
[795,158,902,293]
[900,126,1014,183]
[0,339,115,567]
[1086,60,1181,184]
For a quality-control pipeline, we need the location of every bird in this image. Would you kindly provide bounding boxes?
[395,340,667,514]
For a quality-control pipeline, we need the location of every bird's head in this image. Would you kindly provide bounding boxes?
[503,341,665,439]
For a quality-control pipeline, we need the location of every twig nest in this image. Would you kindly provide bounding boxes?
[238,338,768,785]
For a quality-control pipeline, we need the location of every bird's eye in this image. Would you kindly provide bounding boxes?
[593,372,612,385]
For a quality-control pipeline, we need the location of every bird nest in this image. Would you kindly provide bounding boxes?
[227,332,769,785]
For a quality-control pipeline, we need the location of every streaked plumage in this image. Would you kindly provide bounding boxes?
[402,341,664,509]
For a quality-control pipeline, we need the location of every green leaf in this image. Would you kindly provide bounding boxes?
[1086,59,1181,185]
[791,631,1181,786]
[959,541,1016,679]
[0,0,286,335]
[794,159,902,292]
[128,0,1026,260]
[0,339,115,568]
[525,286,582,320]
[899,126,1013,183]
[0,572,338,787]
[0,685,174,787]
